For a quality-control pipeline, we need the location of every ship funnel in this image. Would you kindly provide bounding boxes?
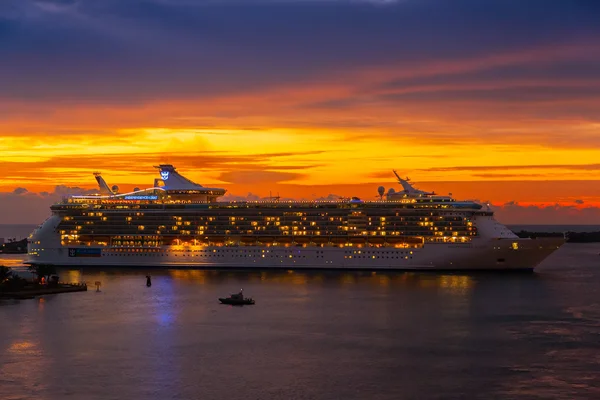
[154,164,204,190]
[94,172,115,195]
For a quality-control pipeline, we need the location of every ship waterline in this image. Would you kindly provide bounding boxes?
[27,165,563,271]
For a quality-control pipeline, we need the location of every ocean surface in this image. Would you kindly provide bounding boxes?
[1,244,600,399]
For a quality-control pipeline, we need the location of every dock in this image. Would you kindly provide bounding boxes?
[0,283,88,299]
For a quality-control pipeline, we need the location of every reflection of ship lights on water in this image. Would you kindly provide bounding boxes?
[166,269,474,293]
[378,275,391,286]
[169,269,209,284]
[438,275,473,290]
[66,270,82,283]
[8,341,40,356]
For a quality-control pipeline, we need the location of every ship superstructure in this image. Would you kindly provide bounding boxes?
[27,165,562,270]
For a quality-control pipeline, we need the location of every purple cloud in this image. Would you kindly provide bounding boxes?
[12,187,28,195]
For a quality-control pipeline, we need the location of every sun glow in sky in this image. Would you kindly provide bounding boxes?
[1,0,600,224]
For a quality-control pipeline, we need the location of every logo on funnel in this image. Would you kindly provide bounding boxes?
[160,171,170,180]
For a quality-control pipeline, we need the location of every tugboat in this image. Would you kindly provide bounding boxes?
[219,289,255,305]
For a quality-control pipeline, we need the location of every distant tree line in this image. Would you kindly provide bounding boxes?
[515,230,600,242]
[0,238,28,254]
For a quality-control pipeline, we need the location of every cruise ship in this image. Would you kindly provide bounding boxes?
[27,165,563,271]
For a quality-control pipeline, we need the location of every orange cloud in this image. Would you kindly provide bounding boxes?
[1,31,600,210]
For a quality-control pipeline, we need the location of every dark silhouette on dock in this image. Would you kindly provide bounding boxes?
[1,265,87,299]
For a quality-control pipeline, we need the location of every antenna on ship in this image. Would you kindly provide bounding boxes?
[268,191,280,202]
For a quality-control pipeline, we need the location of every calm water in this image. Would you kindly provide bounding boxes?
[1,244,600,400]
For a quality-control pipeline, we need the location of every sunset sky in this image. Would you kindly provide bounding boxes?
[2,0,600,224]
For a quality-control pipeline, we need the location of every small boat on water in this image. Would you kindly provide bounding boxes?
[219,289,255,305]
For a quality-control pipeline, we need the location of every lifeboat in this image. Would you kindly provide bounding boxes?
[368,237,386,244]
[256,236,275,244]
[207,235,226,243]
[349,237,366,244]
[385,237,404,244]
[330,237,348,244]
[311,237,329,244]
[275,236,293,244]
[90,236,111,242]
[293,237,311,244]
[240,236,257,244]
[403,237,425,244]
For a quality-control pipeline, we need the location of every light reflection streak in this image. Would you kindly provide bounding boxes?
[38,297,45,312]
[8,341,41,356]
[167,269,474,293]
[2,326,50,400]
[153,278,176,327]
[63,269,82,283]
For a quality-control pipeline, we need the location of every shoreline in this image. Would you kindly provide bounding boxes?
[0,282,88,299]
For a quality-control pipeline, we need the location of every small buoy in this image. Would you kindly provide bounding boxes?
[95,281,101,292]
[146,275,152,287]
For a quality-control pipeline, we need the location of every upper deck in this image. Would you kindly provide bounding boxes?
[51,165,485,213]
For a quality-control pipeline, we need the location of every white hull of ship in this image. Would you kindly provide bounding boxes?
[27,238,563,271]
